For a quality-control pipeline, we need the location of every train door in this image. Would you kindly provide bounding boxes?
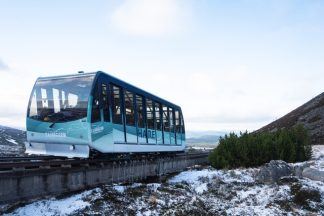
[175,110,182,145]
[111,84,125,143]
[163,105,170,144]
[91,80,111,142]
[146,99,156,144]
[136,94,146,143]
[180,112,185,143]
[155,102,163,144]
[124,90,137,143]
[169,108,176,145]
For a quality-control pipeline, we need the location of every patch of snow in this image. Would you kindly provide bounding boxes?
[194,182,208,194]
[7,189,96,216]
[5,138,18,145]
[147,183,161,192]
[113,185,126,193]
[168,169,218,184]
[169,168,255,185]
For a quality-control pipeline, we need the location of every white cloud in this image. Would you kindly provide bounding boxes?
[0,58,9,71]
[111,0,190,36]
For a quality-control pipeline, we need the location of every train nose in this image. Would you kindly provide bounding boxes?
[24,142,89,158]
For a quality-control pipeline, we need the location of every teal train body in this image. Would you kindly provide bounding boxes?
[25,71,186,158]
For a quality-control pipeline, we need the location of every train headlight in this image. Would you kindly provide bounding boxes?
[69,145,75,151]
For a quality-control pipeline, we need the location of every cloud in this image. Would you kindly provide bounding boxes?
[111,0,190,36]
[0,58,9,71]
[188,114,275,124]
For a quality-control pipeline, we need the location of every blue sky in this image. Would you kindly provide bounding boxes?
[0,0,323,132]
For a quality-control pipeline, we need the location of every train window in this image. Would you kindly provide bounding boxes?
[112,85,122,124]
[28,76,93,122]
[29,92,38,116]
[175,110,181,133]
[41,88,48,108]
[180,112,185,134]
[136,95,144,128]
[155,102,162,130]
[68,93,78,107]
[124,90,135,126]
[163,105,170,132]
[169,107,174,133]
[52,88,60,113]
[101,83,110,122]
[146,99,154,129]
[91,86,101,122]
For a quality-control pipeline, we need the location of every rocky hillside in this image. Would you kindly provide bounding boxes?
[257,92,324,144]
[3,146,324,215]
[0,125,25,156]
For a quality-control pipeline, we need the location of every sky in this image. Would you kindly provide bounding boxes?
[0,0,323,133]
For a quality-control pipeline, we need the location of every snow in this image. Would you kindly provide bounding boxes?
[5,138,18,145]
[311,145,324,171]
[168,167,255,185]
[113,185,126,193]
[312,145,324,159]
[6,189,98,216]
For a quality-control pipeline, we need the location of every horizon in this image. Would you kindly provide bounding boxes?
[0,0,323,133]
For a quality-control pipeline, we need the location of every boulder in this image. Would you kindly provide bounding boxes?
[302,167,324,182]
[256,160,293,184]
[293,161,313,178]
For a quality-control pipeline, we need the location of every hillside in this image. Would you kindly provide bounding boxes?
[257,92,324,144]
[0,125,25,156]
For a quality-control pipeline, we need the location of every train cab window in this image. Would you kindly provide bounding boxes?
[124,90,135,126]
[41,88,49,108]
[154,102,162,131]
[163,105,170,132]
[91,86,101,123]
[29,91,38,117]
[136,95,144,128]
[112,85,122,124]
[146,99,154,129]
[52,88,60,113]
[101,83,110,122]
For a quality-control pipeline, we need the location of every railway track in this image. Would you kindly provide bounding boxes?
[0,151,210,172]
[0,155,65,162]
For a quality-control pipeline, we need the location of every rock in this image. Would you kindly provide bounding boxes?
[293,161,314,177]
[302,167,324,182]
[256,160,293,184]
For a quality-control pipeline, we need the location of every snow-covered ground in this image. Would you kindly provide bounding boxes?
[2,146,324,216]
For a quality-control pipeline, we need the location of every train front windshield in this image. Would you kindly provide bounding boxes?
[27,75,95,123]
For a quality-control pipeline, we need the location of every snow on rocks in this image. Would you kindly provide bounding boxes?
[291,145,324,182]
[256,160,293,184]
[302,167,324,182]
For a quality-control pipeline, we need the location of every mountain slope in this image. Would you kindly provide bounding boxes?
[0,125,26,156]
[257,92,324,144]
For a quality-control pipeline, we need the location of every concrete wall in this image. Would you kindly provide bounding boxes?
[0,155,208,204]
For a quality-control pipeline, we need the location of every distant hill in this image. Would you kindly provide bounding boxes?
[186,135,220,148]
[0,125,26,156]
[257,92,324,144]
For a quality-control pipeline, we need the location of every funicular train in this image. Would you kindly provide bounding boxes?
[25,71,186,158]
